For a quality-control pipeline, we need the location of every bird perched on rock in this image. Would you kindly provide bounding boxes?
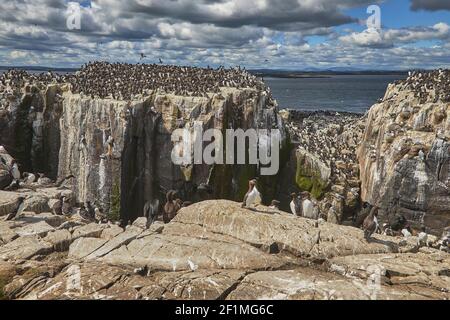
[37,173,52,186]
[363,206,379,240]
[401,226,412,238]
[79,203,93,221]
[10,160,20,182]
[85,201,96,220]
[52,196,64,216]
[269,200,280,210]
[143,199,160,228]
[5,179,20,191]
[5,196,25,220]
[242,179,261,209]
[390,213,408,231]
[290,192,302,216]
[382,223,395,236]
[23,172,36,185]
[417,226,428,247]
[62,196,72,215]
[182,201,192,207]
[301,192,318,220]
[418,149,425,162]
[163,190,177,223]
[94,206,108,223]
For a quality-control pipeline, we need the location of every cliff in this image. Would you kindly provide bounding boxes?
[358,70,450,235]
[0,68,287,222]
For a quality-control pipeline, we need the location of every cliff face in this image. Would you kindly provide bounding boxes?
[1,82,287,221]
[358,72,449,235]
[282,111,365,223]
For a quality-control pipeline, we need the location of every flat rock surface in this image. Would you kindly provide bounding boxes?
[0,197,448,300]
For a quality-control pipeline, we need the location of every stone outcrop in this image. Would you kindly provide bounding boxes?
[1,73,287,222]
[0,197,448,300]
[358,71,450,235]
[281,111,365,223]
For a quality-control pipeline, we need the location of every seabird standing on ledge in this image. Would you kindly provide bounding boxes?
[23,172,36,185]
[143,199,160,228]
[62,196,72,216]
[10,160,20,181]
[363,206,379,240]
[242,179,261,209]
[52,196,64,216]
[37,173,52,186]
[270,200,280,210]
[290,192,302,216]
[5,196,25,221]
[163,190,177,223]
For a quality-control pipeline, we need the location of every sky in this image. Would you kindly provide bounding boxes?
[0,0,449,70]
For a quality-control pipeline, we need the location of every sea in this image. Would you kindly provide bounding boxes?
[265,74,406,114]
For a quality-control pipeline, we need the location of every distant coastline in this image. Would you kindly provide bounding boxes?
[1,65,411,78]
[251,69,409,79]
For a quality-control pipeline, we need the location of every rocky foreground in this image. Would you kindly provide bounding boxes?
[0,66,449,300]
[0,193,449,300]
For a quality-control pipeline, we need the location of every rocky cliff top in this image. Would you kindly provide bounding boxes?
[393,69,450,103]
[358,69,449,235]
[0,61,264,101]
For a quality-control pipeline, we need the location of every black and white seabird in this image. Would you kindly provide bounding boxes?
[5,196,25,221]
[363,207,379,240]
[242,179,261,208]
[143,198,160,228]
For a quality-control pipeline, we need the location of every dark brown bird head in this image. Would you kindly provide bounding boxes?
[271,200,280,207]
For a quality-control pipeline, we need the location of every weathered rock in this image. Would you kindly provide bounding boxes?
[44,229,72,252]
[227,268,445,300]
[15,212,67,228]
[132,217,148,230]
[0,236,53,261]
[139,269,246,300]
[85,226,143,260]
[71,223,108,239]
[0,198,448,300]
[0,191,22,217]
[0,222,18,244]
[68,238,108,260]
[15,221,55,237]
[101,223,287,271]
[329,252,450,298]
[169,200,401,260]
[100,225,124,240]
[0,168,12,191]
[358,73,450,235]
[0,260,17,299]
[3,259,67,299]
[22,195,50,214]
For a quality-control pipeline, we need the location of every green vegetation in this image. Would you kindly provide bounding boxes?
[295,158,327,199]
